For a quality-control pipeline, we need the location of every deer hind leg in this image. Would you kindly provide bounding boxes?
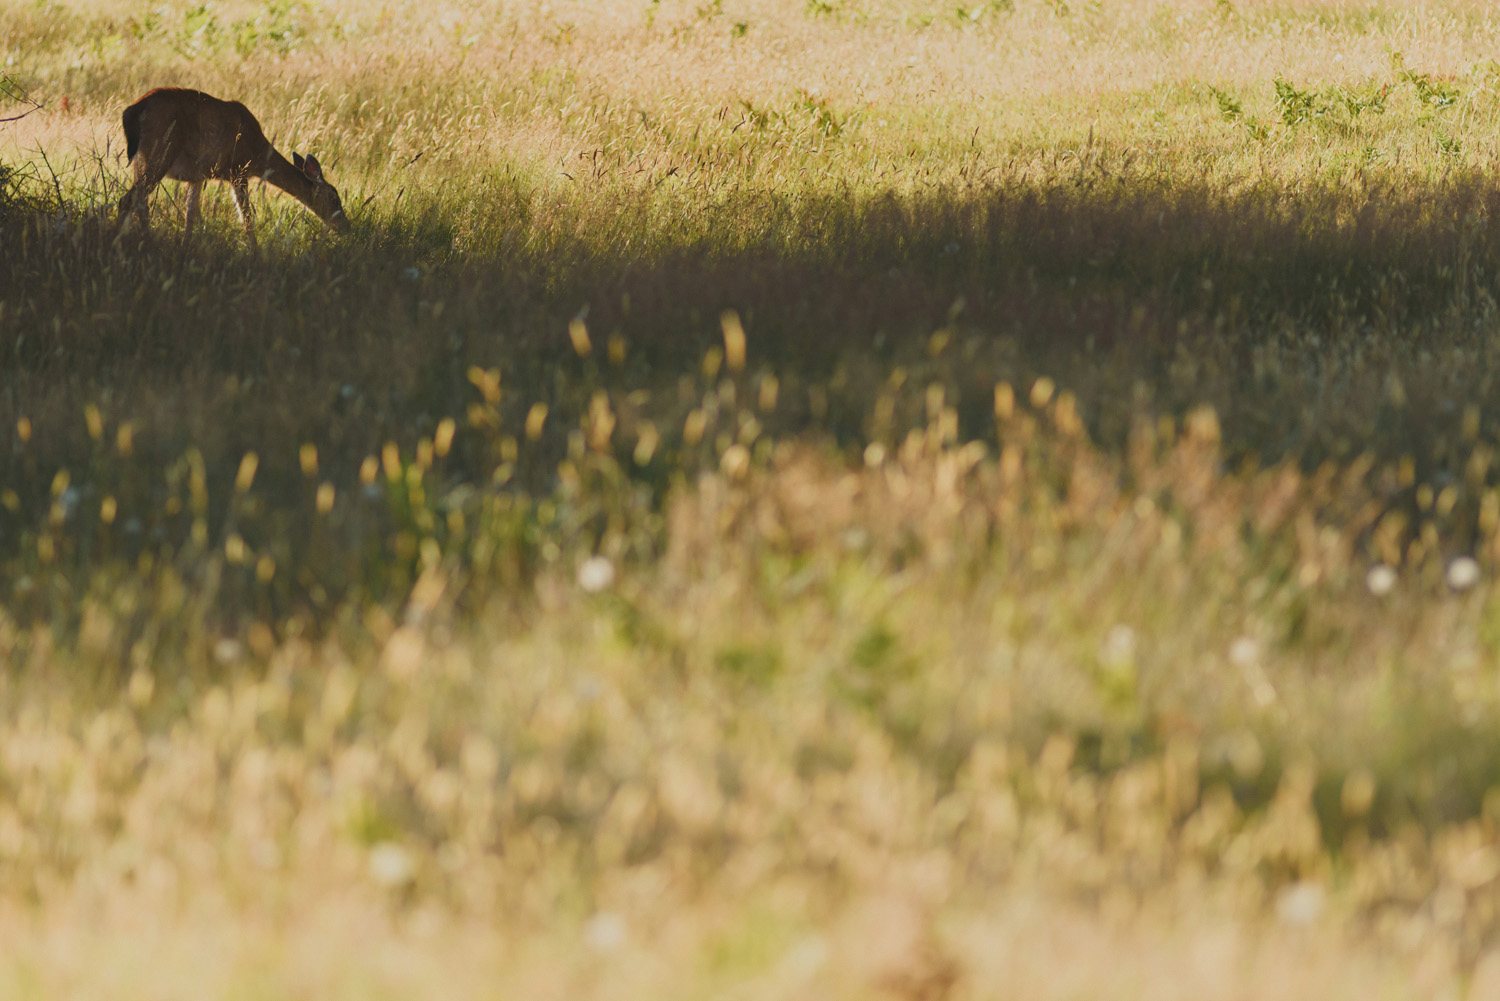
[115,142,180,238]
[115,171,157,237]
[230,177,257,250]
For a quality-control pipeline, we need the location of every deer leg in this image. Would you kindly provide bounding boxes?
[183,182,202,241]
[115,141,179,238]
[230,177,257,251]
[115,186,141,234]
[116,172,161,237]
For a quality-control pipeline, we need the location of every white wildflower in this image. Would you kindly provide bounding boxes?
[58,486,81,518]
[1228,636,1259,667]
[583,911,628,952]
[577,555,616,593]
[1365,564,1397,596]
[368,841,415,888]
[1447,556,1482,592]
[1275,882,1326,926]
[1100,624,1136,666]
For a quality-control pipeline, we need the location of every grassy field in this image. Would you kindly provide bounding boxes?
[11,0,1500,995]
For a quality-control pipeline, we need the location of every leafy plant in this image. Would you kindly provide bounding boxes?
[799,90,853,139]
[1401,69,1460,108]
[954,2,1012,22]
[1209,86,1243,121]
[1335,82,1390,117]
[1273,77,1321,126]
[230,0,311,57]
[172,4,220,59]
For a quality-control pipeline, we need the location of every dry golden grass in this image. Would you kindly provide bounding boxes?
[11,0,1500,997]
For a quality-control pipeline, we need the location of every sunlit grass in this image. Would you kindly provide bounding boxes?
[9,0,1500,996]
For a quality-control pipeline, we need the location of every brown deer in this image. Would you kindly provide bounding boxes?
[116,87,350,246]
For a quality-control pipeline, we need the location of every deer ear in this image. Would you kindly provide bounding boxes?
[292,152,305,171]
[302,154,323,181]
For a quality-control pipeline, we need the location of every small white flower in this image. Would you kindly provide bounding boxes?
[1275,882,1326,926]
[583,911,628,952]
[250,839,281,871]
[575,675,603,702]
[577,555,616,593]
[1447,556,1482,592]
[1228,636,1259,667]
[840,526,871,550]
[213,638,243,665]
[1100,624,1136,666]
[368,841,415,887]
[782,935,829,979]
[1366,564,1397,596]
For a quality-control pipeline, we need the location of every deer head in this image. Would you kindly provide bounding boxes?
[293,152,351,234]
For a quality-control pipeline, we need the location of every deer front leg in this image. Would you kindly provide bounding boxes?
[183,182,203,240]
[231,178,257,251]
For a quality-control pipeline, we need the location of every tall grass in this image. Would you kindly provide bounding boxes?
[8,0,1500,996]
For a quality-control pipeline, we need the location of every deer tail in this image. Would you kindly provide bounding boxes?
[122,102,143,162]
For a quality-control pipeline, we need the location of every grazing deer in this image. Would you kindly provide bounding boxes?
[116,87,350,246]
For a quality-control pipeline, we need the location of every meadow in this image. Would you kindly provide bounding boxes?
[9,0,1500,995]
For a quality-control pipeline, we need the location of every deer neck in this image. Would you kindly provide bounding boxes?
[262,149,319,211]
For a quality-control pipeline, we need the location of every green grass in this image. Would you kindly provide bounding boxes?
[8,0,1500,996]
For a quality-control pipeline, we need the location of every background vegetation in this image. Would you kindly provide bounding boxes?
[8,0,1500,995]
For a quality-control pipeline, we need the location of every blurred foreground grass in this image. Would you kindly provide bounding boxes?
[10,0,1500,996]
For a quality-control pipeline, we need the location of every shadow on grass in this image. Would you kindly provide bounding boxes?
[12,170,1500,845]
[3,169,1500,607]
[13,168,1500,400]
